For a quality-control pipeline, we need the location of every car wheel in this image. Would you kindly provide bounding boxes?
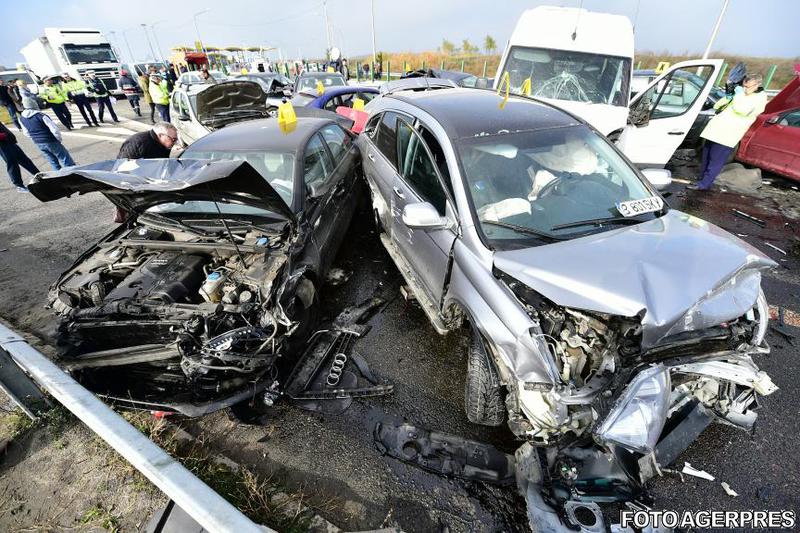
[464,327,505,426]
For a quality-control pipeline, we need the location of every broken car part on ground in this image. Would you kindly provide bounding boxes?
[358,87,779,531]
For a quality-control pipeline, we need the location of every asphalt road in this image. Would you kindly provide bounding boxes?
[0,103,798,532]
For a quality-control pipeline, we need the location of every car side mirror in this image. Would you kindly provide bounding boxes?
[765,115,780,125]
[402,202,449,230]
[178,111,190,121]
[475,77,489,89]
[641,168,672,191]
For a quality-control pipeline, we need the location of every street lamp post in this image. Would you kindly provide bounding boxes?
[149,21,168,65]
[140,23,158,62]
[323,1,332,57]
[370,0,377,67]
[193,9,210,56]
[121,29,136,64]
[702,0,730,59]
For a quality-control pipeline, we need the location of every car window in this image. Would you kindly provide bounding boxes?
[779,110,800,127]
[320,124,350,164]
[323,96,341,112]
[396,120,447,215]
[375,112,400,167]
[358,91,377,103]
[417,124,451,186]
[171,93,181,113]
[634,67,713,120]
[304,133,333,186]
[364,113,382,137]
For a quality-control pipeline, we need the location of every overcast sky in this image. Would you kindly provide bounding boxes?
[2,0,798,68]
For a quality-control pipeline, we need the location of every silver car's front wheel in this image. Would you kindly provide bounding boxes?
[465,328,505,426]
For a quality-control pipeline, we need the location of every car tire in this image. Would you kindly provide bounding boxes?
[464,327,505,427]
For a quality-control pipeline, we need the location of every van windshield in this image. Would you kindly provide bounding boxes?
[500,46,631,106]
[63,44,117,64]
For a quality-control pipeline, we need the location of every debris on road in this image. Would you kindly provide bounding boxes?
[374,420,515,484]
[765,242,788,255]
[325,267,352,286]
[715,163,762,194]
[721,481,739,497]
[732,209,767,227]
[682,462,715,481]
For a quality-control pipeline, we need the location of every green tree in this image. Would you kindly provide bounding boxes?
[483,35,497,54]
[462,39,478,54]
[441,39,456,55]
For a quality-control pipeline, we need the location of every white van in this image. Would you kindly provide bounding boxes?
[495,6,723,168]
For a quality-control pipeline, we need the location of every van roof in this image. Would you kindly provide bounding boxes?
[508,6,633,59]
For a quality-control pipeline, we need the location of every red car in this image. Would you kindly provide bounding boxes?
[737,64,800,181]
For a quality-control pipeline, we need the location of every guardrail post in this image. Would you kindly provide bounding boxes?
[636,60,642,70]
[482,60,487,77]
[764,64,777,90]
[386,61,390,81]
[460,60,465,72]
[715,63,729,86]
[372,61,375,81]
[422,61,426,71]
[440,59,444,70]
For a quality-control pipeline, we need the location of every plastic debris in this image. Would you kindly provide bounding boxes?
[682,462,715,481]
[732,209,766,227]
[765,242,787,255]
[721,482,739,497]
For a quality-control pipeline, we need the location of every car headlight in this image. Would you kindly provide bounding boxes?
[595,364,670,454]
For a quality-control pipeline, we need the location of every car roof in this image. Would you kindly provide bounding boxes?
[321,85,379,97]
[300,72,344,79]
[183,116,334,154]
[387,88,581,140]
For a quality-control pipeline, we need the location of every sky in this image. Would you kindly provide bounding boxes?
[1,0,798,69]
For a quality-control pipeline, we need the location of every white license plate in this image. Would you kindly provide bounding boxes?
[616,196,664,217]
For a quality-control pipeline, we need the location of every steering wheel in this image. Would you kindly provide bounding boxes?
[537,174,619,207]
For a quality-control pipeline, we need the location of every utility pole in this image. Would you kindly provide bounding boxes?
[150,22,168,65]
[370,0,377,66]
[121,29,136,63]
[323,1,332,57]
[702,0,730,59]
[140,24,157,62]
[193,9,210,56]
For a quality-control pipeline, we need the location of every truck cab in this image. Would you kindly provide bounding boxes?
[21,28,123,96]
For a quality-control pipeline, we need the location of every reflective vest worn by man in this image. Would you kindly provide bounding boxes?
[41,79,73,130]
[63,76,99,127]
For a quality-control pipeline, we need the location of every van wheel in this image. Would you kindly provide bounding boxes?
[465,328,505,426]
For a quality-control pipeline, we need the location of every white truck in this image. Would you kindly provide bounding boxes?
[495,6,722,168]
[21,28,122,95]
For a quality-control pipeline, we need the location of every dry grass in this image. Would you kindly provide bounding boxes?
[350,50,798,89]
[91,412,321,533]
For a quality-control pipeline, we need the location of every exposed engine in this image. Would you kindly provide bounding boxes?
[50,220,300,407]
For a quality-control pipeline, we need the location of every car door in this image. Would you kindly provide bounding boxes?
[618,59,723,167]
[171,92,189,143]
[361,111,410,238]
[390,118,457,306]
[746,108,800,175]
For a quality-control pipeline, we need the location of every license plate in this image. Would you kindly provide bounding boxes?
[616,196,664,217]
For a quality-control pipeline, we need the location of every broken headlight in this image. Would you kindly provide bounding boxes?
[595,364,670,454]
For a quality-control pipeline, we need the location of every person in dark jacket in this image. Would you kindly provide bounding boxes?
[117,69,141,117]
[19,97,76,170]
[0,80,21,130]
[114,122,177,221]
[85,71,119,123]
[0,121,40,191]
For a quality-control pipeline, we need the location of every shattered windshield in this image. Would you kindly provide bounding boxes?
[500,46,631,106]
[184,150,295,205]
[458,125,657,247]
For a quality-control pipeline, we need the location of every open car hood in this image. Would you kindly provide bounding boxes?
[494,210,776,349]
[195,80,267,124]
[28,158,295,222]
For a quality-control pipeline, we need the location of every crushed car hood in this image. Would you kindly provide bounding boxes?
[195,80,267,124]
[28,158,295,222]
[494,210,776,348]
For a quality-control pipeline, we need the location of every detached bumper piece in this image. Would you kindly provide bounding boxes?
[374,420,516,484]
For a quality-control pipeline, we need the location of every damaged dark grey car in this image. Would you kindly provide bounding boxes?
[29,143,360,415]
[359,88,777,530]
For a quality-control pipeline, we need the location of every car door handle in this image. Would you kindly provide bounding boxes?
[668,130,685,135]
[392,186,405,199]
[367,153,376,162]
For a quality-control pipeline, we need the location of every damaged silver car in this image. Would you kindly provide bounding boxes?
[358,87,777,530]
[29,122,361,415]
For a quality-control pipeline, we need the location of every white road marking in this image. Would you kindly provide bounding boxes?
[118,118,152,131]
[96,126,136,135]
[62,131,125,143]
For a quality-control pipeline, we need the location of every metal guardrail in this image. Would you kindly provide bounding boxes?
[0,321,270,533]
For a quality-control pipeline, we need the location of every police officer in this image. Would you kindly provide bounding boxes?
[148,73,171,123]
[85,71,119,123]
[41,76,73,130]
[63,73,99,127]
